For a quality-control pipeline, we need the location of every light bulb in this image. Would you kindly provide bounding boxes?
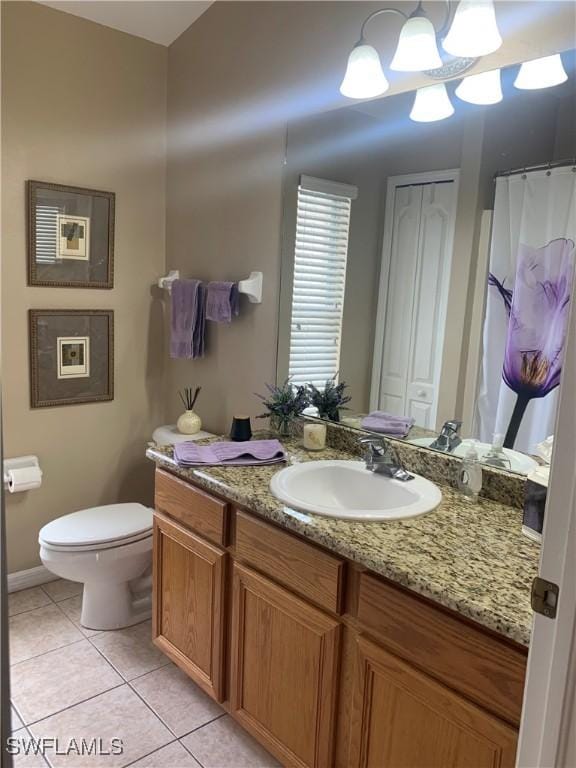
[390,15,443,72]
[410,83,454,122]
[443,0,502,58]
[456,69,503,105]
[514,55,568,90]
[340,42,389,99]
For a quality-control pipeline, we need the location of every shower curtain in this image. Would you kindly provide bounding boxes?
[476,165,576,454]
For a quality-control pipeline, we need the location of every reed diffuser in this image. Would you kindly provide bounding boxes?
[176,386,202,435]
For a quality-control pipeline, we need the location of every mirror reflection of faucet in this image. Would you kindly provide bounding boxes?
[429,420,463,453]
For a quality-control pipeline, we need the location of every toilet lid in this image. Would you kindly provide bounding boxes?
[39,503,153,548]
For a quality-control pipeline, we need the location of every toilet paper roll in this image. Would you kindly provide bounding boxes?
[7,466,42,493]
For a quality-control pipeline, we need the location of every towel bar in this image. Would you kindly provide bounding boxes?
[157,270,263,304]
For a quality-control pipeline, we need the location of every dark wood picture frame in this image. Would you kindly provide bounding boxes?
[27,180,115,289]
[29,309,114,408]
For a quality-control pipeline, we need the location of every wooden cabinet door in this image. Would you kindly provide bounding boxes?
[230,563,341,768]
[153,512,226,701]
[350,635,518,768]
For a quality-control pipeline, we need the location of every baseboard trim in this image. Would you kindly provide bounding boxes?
[7,565,58,593]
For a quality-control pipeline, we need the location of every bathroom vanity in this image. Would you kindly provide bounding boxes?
[147,439,538,768]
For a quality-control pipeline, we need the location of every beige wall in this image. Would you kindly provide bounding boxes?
[166,0,576,434]
[1,2,167,572]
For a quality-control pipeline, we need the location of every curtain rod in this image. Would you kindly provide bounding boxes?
[494,158,576,180]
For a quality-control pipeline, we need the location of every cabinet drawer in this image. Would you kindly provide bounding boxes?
[155,468,228,546]
[356,573,527,725]
[235,511,345,614]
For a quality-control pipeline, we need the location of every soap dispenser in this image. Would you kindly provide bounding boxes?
[458,440,483,502]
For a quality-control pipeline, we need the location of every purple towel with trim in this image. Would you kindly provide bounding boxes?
[361,411,415,437]
[174,439,286,467]
[170,279,206,359]
[205,281,240,323]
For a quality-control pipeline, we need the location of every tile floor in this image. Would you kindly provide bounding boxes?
[8,580,279,768]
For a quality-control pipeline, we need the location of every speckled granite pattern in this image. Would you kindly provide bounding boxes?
[147,436,539,647]
[320,421,527,509]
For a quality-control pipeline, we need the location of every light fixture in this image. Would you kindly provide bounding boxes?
[410,83,455,122]
[514,54,568,90]
[339,41,389,99]
[443,0,502,58]
[390,12,443,72]
[455,68,502,104]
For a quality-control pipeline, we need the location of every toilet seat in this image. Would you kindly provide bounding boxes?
[39,503,153,553]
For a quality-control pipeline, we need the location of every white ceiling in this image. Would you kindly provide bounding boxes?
[39,1,213,46]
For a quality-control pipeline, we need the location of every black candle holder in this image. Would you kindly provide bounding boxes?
[230,416,252,442]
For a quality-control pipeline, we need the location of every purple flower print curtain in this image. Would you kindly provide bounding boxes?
[476,166,576,454]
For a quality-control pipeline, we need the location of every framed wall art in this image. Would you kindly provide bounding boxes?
[29,309,114,408]
[27,181,115,288]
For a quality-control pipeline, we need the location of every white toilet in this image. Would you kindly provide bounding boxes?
[39,503,154,631]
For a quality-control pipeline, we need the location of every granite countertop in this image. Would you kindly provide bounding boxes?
[147,438,540,647]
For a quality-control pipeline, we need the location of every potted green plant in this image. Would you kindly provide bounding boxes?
[307,376,351,422]
[256,379,309,437]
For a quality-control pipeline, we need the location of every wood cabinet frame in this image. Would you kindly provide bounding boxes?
[152,469,528,768]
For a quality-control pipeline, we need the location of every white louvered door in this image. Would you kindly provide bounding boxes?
[378,180,457,428]
[288,176,357,388]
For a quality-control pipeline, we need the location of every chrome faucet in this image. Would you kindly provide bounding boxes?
[429,420,463,453]
[360,437,414,481]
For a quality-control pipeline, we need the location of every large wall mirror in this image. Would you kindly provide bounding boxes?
[278,51,576,476]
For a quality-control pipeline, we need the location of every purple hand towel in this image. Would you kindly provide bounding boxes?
[361,411,415,437]
[174,439,285,467]
[170,279,206,359]
[205,281,240,323]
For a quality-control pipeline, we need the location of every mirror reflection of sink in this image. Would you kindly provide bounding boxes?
[408,438,539,475]
[270,460,442,521]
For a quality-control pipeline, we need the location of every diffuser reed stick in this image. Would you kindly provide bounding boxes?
[179,386,201,411]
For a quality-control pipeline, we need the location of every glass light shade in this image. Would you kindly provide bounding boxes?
[455,69,503,105]
[339,43,389,99]
[443,0,502,58]
[410,83,454,122]
[389,15,443,72]
[514,55,568,90]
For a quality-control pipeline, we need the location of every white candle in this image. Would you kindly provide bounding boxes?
[303,422,327,451]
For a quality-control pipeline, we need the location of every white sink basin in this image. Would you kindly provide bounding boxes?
[270,460,442,521]
[408,438,538,475]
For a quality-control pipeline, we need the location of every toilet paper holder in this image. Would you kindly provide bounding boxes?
[3,455,43,491]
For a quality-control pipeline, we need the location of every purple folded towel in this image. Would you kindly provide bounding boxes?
[174,439,285,467]
[170,279,206,359]
[205,281,240,323]
[361,411,415,437]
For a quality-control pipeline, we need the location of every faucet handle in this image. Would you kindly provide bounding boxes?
[443,420,462,434]
[359,436,386,454]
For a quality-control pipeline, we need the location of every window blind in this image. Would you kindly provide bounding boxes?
[35,204,61,263]
[288,177,356,388]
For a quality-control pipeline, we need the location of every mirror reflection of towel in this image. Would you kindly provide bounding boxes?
[361,411,415,437]
[206,281,240,323]
[170,279,206,359]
